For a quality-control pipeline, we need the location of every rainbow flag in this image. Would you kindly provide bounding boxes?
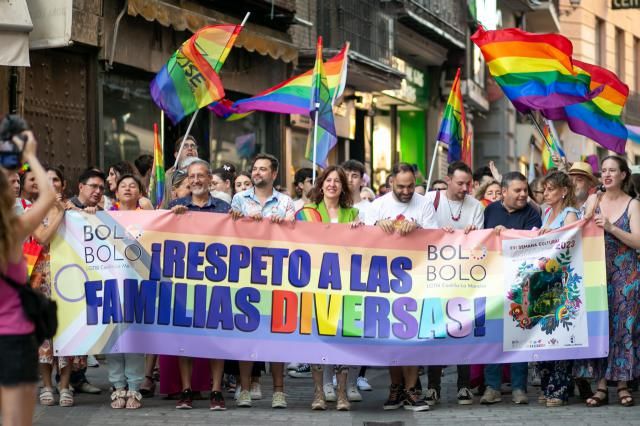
[149,123,164,208]
[542,60,628,154]
[437,68,467,163]
[305,37,337,167]
[210,44,349,118]
[150,24,244,124]
[471,27,601,114]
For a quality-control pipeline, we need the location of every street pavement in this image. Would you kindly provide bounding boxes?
[34,364,640,426]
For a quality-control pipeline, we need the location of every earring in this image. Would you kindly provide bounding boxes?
[562,195,565,199]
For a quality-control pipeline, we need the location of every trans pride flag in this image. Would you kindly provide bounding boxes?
[471,27,601,114]
[150,24,244,124]
[437,68,467,163]
[305,37,337,167]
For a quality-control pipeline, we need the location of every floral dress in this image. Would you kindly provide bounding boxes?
[574,200,640,381]
[537,207,580,401]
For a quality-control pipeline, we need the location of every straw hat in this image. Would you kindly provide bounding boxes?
[568,162,598,185]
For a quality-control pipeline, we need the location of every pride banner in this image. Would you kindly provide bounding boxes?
[49,211,608,365]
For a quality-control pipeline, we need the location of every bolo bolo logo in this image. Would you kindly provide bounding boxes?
[83,224,143,263]
[426,244,488,282]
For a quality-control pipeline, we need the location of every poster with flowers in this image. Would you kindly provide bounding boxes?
[502,225,588,352]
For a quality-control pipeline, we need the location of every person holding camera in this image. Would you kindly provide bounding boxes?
[0,128,56,425]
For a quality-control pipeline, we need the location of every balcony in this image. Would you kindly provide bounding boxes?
[525,0,561,33]
[624,92,640,126]
[382,0,466,50]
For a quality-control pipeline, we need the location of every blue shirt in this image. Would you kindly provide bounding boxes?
[231,187,295,219]
[169,195,231,213]
[484,201,542,230]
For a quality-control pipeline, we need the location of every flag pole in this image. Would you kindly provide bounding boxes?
[545,118,565,157]
[528,113,553,151]
[172,109,199,170]
[528,137,536,183]
[160,109,165,162]
[311,102,320,183]
[426,140,440,190]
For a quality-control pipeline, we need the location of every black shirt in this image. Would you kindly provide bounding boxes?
[168,195,231,213]
[483,201,542,230]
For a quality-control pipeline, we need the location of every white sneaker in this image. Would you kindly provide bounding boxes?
[357,376,372,391]
[480,386,502,404]
[347,385,362,402]
[250,382,262,400]
[236,390,252,407]
[271,391,287,409]
[87,355,99,368]
[512,389,529,404]
[286,362,300,371]
[323,383,337,402]
[457,387,474,405]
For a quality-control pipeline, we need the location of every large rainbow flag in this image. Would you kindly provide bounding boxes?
[471,27,601,114]
[210,43,349,118]
[437,68,467,163]
[542,60,629,154]
[150,24,244,124]
[305,37,337,167]
[148,123,164,209]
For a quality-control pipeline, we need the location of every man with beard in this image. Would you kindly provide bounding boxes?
[162,135,200,208]
[365,162,436,412]
[230,153,294,409]
[567,162,598,214]
[423,161,483,406]
[480,171,541,406]
[169,159,231,410]
[66,169,106,213]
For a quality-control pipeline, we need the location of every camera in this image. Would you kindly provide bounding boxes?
[0,115,29,170]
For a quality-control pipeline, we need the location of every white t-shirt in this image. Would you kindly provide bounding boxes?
[424,190,484,230]
[365,192,437,229]
[353,199,372,222]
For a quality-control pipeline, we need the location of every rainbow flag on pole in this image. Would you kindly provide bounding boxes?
[471,26,601,114]
[150,24,244,124]
[210,44,349,118]
[542,60,629,154]
[305,37,337,167]
[149,123,164,208]
[437,68,467,163]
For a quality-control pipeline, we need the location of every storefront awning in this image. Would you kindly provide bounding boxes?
[127,0,298,63]
[0,0,32,66]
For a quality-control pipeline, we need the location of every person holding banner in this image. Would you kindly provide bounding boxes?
[106,174,152,409]
[579,156,640,408]
[169,159,231,410]
[365,162,435,412]
[535,171,579,407]
[0,130,56,425]
[481,171,542,405]
[299,165,358,411]
[424,161,483,406]
[230,153,295,409]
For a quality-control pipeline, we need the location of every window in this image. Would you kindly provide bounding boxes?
[616,27,625,78]
[595,18,606,66]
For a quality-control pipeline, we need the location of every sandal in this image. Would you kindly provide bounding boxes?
[59,388,74,407]
[617,387,634,407]
[39,387,55,406]
[126,390,143,409]
[139,375,156,397]
[586,388,608,407]
[110,389,127,409]
[546,397,566,407]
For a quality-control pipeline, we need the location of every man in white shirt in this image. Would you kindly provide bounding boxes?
[366,163,435,412]
[423,161,483,406]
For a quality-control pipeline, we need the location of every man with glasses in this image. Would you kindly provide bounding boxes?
[168,159,231,410]
[66,169,107,213]
[292,167,313,211]
[64,168,106,394]
[163,135,200,208]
